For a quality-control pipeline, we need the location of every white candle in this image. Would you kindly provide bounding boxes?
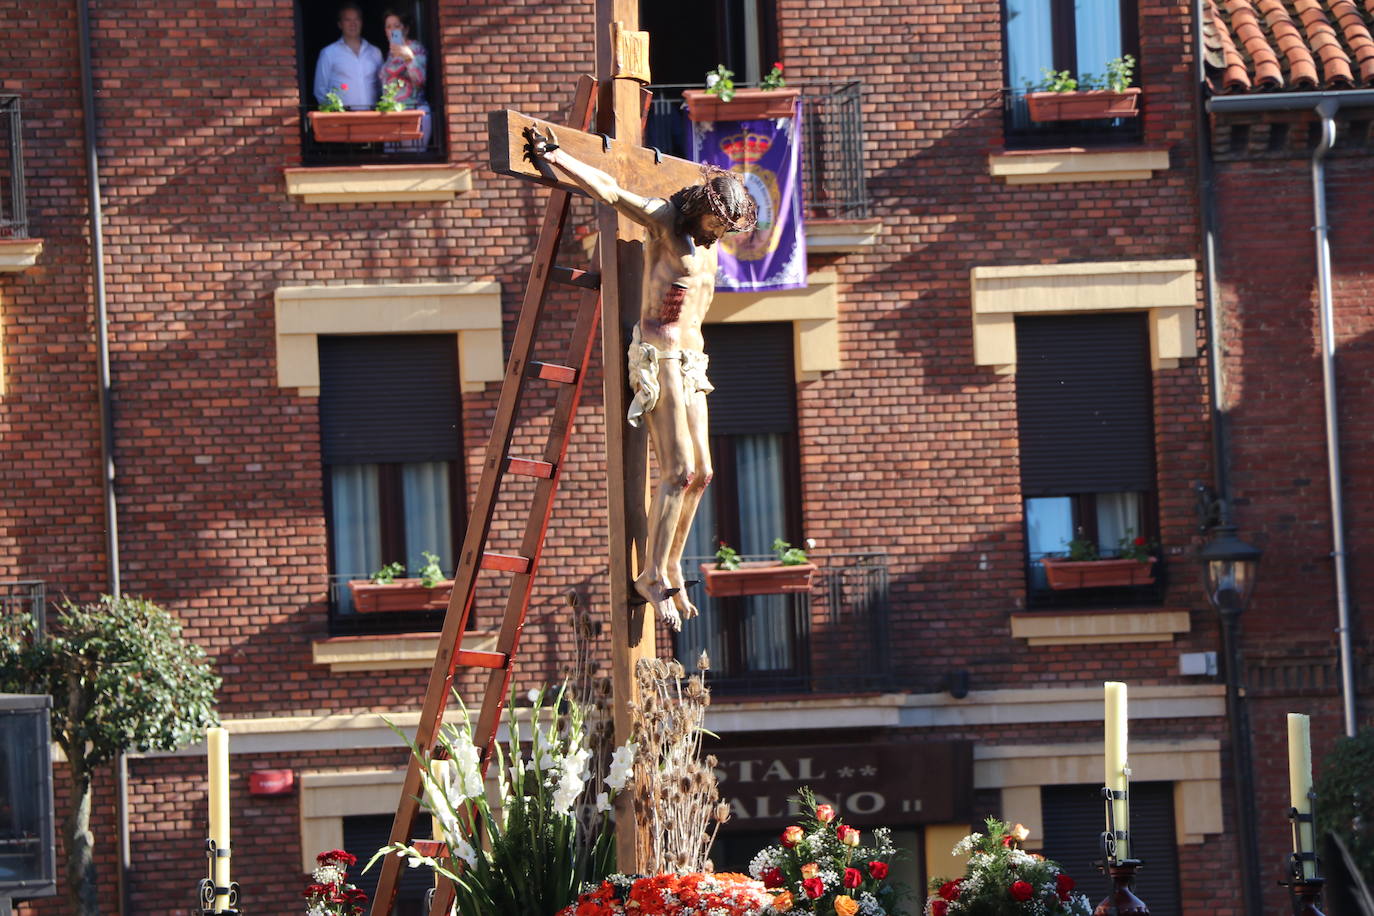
[206,727,231,912]
[1287,713,1315,879]
[1104,681,1130,861]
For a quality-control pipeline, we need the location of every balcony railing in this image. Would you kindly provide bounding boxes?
[0,581,46,640]
[0,96,29,239]
[674,551,891,695]
[646,80,869,220]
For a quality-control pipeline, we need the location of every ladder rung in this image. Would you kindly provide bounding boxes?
[413,840,447,858]
[456,649,509,669]
[530,361,578,384]
[551,266,601,289]
[480,552,531,573]
[506,457,555,479]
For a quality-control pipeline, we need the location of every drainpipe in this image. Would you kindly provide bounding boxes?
[1207,89,1367,738]
[76,3,130,914]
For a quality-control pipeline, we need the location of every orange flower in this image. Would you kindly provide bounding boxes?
[800,862,820,879]
[834,895,859,916]
[772,890,795,911]
[815,803,836,823]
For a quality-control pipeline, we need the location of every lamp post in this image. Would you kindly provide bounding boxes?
[1198,523,1263,916]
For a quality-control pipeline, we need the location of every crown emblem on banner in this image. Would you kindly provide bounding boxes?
[720,131,772,165]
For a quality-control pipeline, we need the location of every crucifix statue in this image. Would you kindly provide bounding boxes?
[486,0,756,871]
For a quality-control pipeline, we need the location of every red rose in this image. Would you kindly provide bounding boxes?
[938,880,962,901]
[1001,834,1015,847]
[340,83,349,91]
[838,824,861,846]
[931,901,949,916]
[762,867,784,888]
[844,867,862,888]
[1010,880,1034,902]
[815,803,836,823]
[868,860,889,879]
[775,62,784,71]
[1056,873,1075,900]
[781,825,805,848]
[802,877,825,899]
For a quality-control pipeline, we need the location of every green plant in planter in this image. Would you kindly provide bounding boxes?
[1030,55,1135,93]
[714,542,742,570]
[1315,728,1374,883]
[759,61,786,91]
[772,538,809,566]
[1033,68,1078,93]
[704,64,736,102]
[417,551,446,588]
[1063,528,1099,561]
[319,88,345,112]
[1115,529,1157,563]
[369,561,405,584]
[375,79,405,113]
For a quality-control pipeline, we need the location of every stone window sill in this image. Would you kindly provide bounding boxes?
[805,218,884,253]
[988,147,1170,185]
[1009,608,1190,646]
[311,630,497,673]
[0,238,43,272]
[283,163,473,204]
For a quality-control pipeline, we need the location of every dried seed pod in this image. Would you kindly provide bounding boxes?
[684,676,704,698]
[697,650,710,670]
[704,754,718,768]
[667,659,685,680]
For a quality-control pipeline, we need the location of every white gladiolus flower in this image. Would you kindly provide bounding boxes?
[606,742,635,791]
[596,791,610,812]
[451,835,477,867]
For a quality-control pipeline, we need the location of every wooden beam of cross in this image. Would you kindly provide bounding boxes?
[486,10,706,873]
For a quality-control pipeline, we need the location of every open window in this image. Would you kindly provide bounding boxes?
[1001,0,1142,147]
[294,0,446,164]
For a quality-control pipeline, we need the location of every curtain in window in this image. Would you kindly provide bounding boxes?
[1096,491,1141,556]
[736,434,792,671]
[1075,1,1123,77]
[680,479,726,670]
[330,464,381,613]
[402,461,453,573]
[1005,0,1053,90]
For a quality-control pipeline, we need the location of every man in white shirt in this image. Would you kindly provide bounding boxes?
[313,3,382,110]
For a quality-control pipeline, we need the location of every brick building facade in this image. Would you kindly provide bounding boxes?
[1,0,1368,913]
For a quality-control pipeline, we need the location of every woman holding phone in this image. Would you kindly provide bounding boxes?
[380,10,430,148]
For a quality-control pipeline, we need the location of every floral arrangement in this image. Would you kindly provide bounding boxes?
[925,819,1091,916]
[304,849,368,916]
[558,871,776,916]
[760,62,786,91]
[748,788,903,915]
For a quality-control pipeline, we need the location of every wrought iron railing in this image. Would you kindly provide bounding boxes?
[645,80,870,220]
[674,551,890,695]
[0,581,46,639]
[0,96,29,239]
[1001,86,1143,149]
[297,105,447,166]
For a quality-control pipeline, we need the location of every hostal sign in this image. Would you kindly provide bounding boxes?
[712,742,972,830]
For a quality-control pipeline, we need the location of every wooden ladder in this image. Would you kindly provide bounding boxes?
[368,75,602,916]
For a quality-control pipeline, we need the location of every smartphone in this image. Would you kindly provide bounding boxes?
[389,28,404,45]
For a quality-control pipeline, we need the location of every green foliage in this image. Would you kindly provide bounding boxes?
[1032,55,1134,93]
[416,551,446,589]
[370,561,405,584]
[1063,528,1099,562]
[370,688,621,916]
[375,79,405,113]
[1315,728,1374,882]
[704,64,736,102]
[715,542,742,570]
[760,61,786,91]
[1115,529,1157,564]
[0,595,220,768]
[1033,68,1078,93]
[319,89,345,112]
[1103,55,1136,92]
[773,538,810,566]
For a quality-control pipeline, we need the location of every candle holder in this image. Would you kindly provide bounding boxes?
[1099,784,1128,865]
[1281,795,1325,916]
[197,838,242,915]
[1093,859,1150,916]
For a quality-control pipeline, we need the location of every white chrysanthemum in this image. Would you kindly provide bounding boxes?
[606,741,635,792]
[311,863,344,885]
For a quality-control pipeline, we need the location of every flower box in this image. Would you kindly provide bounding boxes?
[682,87,801,123]
[346,578,453,613]
[1040,556,1156,590]
[308,109,424,143]
[1025,87,1141,122]
[699,561,817,598]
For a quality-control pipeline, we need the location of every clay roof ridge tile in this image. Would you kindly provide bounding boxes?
[1227,0,1286,87]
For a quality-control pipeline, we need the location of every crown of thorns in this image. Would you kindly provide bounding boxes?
[698,164,758,233]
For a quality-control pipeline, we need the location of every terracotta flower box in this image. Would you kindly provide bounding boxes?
[1025,87,1141,122]
[347,578,454,613]
[699,561,817,598]
[1040,556,1156,590]
[308,109,424,143]
[682,88,801,123]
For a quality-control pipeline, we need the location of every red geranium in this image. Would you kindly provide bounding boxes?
[868,860,889,879]
[802,877,825,899]
[1010,880,1034,902]
[843,867,862,888]
[938,880,962,901]
[1133,536,1146,546]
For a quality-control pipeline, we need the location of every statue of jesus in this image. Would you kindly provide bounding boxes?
[525,127,757,630]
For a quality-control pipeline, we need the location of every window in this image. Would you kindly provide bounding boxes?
[1040,782,1181,912]
[1002,0,1141,146]
[294,0,445,164]
[318,335,465,634]
[1015,314,1160,604]
[675,323,805,691]
[341,813,431,914]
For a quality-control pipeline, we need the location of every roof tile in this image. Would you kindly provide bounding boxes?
[1206,0,1374,92]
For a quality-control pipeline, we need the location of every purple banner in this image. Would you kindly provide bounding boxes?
[688,99,807,292]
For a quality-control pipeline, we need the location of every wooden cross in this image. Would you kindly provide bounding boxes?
[487,0,706,872]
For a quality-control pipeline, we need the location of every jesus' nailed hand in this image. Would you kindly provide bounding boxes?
[524,126,757,631]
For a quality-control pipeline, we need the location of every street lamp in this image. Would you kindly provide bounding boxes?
[1198,523,1263,916]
